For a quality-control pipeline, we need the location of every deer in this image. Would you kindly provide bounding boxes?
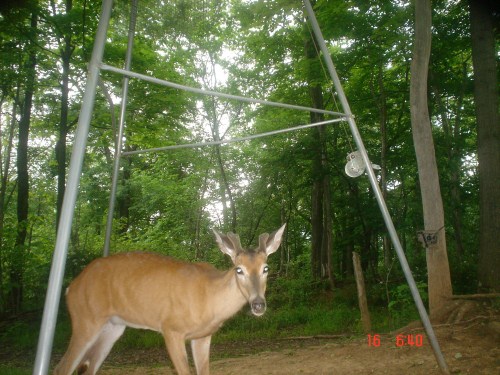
[54,224,285,375]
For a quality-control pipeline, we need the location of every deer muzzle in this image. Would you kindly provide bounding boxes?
[251,296,267,316]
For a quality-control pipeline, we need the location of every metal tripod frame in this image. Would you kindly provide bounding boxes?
[33,0,449,374]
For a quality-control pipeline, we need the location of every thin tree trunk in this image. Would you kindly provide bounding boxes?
[305,32,333,284]
[371,63,391,268]
[279,202,289,274]
[194,170,210,259]
[309,92,332,281]
[211,111,237,233]
[323,177,334,288]
[410,0,452,315]
[214,142,237,232]
[55,0,74,230]
[202,53,237,232]
[311,150,324,280]
[0,98,17,312]
[11,10,38,313]
[432,72,466,261]
[117,148,131,234]
[353,252,371,333]
[469,0,500,292]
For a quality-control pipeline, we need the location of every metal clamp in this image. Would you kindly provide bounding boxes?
[417,226,444,248]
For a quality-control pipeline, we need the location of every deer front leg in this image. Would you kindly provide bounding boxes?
[163,331,191,375]
[191,336,211,375]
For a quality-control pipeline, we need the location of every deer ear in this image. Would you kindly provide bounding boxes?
[259,224,286,256]
[213,230,243,262]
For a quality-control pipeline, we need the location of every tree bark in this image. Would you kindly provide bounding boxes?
[11,9,38,313]
[433,72,467,261]
[117,147,132,234]
[305,34,333,285]
[203,53,237,232]
[209,101,237,233]
[410,0,452,315]
[0,98,17,312]
[469,0,500,292]
[214,142,237,232]
[353,252,371,333]
[55,0,74,231]
[371,63,392,269]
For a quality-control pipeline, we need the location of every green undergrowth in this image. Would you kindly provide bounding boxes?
[0,366,29,375]
[0,278,422,373]
[78,301,367,353]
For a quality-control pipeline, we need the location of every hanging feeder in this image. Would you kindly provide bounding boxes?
[345,150,381,178]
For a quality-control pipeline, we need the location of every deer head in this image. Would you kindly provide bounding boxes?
[213,224,286,316]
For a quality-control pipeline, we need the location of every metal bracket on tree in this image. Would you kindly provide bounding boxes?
[417,226,444,248]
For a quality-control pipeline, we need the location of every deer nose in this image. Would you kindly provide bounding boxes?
[251,298,267,316]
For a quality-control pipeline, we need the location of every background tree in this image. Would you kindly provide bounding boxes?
[305,34,333,285]
[10,3,38,314]
[469,0,500,292]
[50,0,77,230]
[410,0,453,315]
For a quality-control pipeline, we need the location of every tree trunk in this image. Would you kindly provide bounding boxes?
[209,101,237,233]
[433,72,467,261]
[371,63,392,269]
[202,53,237,232]
[469,0,500,292]
[214,142,237,232]
[10,10,38,313]
[410,0,452,315]
[311,149,324,279]
[117,148,132,234]
[322,176,334,288]
[55,0,74,231]
[305,34,333,284]
[0,98,17,313]
[353,252,371,333]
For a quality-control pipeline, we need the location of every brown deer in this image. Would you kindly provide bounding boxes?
[54,224,285,375]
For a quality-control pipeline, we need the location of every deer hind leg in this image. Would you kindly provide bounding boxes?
[54,319,107,375]
[163,331,191,375]
[77,321,126,374]
[191,336,211,375]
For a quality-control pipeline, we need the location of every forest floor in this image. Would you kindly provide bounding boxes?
[95,301,499,375]
[1,300,498,374]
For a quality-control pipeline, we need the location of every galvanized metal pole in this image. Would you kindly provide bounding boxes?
[302,1,449,374]
[103,0,139,256]
[32,1,114,374]
[99,63,344,117]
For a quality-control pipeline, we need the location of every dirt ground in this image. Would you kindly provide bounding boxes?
[97,303,499,375]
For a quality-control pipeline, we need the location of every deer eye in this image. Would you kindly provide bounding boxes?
[263,265,269,274]
[235,267,244,275]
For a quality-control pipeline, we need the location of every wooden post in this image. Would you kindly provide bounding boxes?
[353,252,371,333]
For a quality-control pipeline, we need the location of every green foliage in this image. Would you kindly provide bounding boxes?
[0,366,30,375]
[387,282,428,327]
[113,328,165,350]
[0,320,34,351]
[215,291,361,342]
[270,276,317,309]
